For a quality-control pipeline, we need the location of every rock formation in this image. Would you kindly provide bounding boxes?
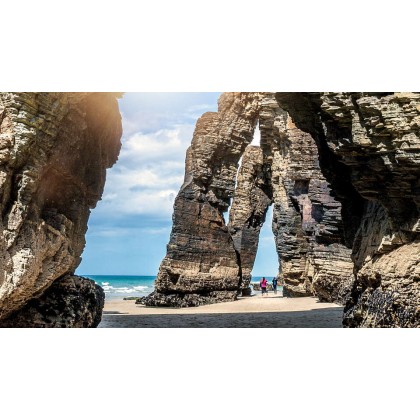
[275,93,420,327]
[228,145,272,296]
[148,92,419,327]
[143,93,261,307]
[147,93,355,307]
[2,91,416,327]
[0,92,122,327]
[258,94,354,301]
[0,275,104,328]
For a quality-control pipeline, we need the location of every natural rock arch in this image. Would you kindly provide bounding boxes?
[143,92,420,328]
[142,93,354,307]
[0,92,418,328]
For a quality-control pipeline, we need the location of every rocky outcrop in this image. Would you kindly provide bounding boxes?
[259,94,354,301]
[0,92,122,327]
[228,145,272,295]
[4,91,413,327]
[275,92,420,327]
[0,275,104,328]
[148,93,261,307]
[149,92,419,326]
[147,93,354,307]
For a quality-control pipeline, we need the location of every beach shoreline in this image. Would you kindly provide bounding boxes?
[100,293,344,328]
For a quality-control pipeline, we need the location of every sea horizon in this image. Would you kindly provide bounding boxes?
[83,274,278,300]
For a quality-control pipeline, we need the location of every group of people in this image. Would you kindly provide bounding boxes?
[259,276,279,296]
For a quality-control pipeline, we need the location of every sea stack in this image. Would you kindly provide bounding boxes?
[1,92,418,328]
[142,93,262,307]
[145,92,419,328]
[145,93,355,308]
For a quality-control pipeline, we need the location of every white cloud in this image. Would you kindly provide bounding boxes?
[187,103,217,112]
[119,111,140,138]
[95,124,195,220]
[118,93,221,137]
[120,124,194,165]
[80,93,222,275]
[102,193,117,201]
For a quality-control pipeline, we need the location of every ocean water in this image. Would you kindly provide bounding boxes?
[85,275,156,300]
[85,275,280,300]
[251,276,275,282]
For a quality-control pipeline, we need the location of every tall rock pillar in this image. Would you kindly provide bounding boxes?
[228,145,273,295]
[143,93,261,307]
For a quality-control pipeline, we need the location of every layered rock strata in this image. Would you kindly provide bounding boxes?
[228,95,354,301]
[0,92,122,327]
[259,94,354,301]
[4,92,413,327]
[275,92,420,327]
[148,93,354,307]
[228,145,272,295]
[148,93,261,306]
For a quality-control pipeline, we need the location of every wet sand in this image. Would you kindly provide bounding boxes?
[99,294,344,328]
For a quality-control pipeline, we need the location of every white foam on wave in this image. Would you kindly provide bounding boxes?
[103,285,151,294]
[94,279,154,298]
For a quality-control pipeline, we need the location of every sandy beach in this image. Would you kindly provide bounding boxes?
[99,294,344,327]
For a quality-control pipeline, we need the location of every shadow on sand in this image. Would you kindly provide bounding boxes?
[100,307,343,328]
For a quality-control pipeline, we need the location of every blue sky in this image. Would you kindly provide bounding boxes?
[76,93,278,276]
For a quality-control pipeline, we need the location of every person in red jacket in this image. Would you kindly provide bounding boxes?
[260,277,268,296]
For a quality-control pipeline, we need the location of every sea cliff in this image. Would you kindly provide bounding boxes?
[0,93,122,327]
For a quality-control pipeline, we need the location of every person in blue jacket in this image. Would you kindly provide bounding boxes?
[272,276,278,295]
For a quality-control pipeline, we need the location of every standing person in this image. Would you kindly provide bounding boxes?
[260,277,268,296]
[272,276,278,295]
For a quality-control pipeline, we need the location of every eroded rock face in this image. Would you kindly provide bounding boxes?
[149,93,354,307]
[149,93,261,306]
[228,145,272,295]
[276,92,420,327]
[0,92,122,326]
[259,94,354,301]
[0,275,105,328]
